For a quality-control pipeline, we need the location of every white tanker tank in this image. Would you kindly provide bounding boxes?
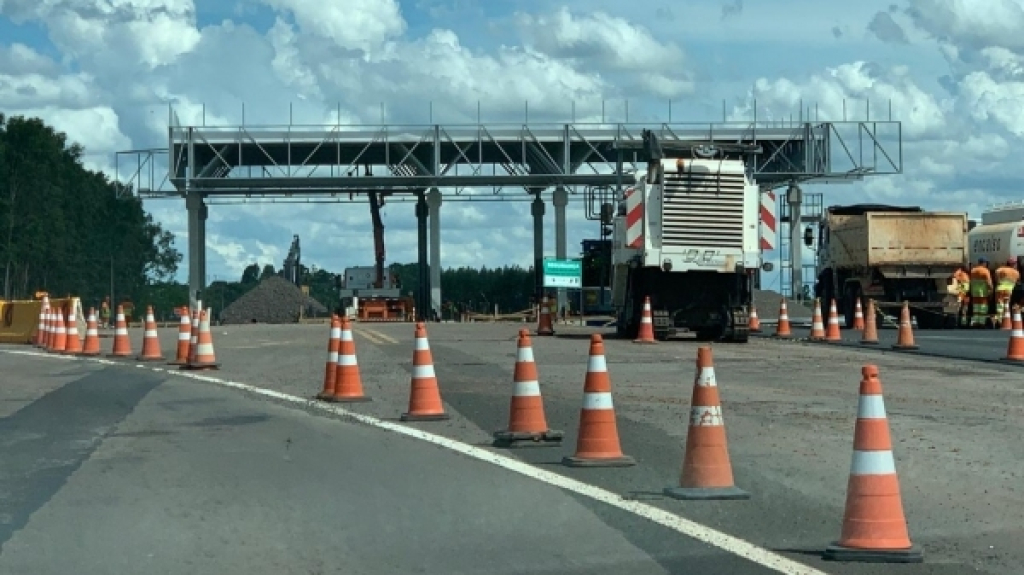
[967,203,1024,266]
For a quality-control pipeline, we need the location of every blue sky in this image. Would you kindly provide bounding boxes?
[2,0,1023,295]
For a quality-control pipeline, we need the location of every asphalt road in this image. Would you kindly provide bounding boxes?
[0,350,789,575]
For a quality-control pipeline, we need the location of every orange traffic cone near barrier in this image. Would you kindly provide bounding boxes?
[891,301,918,351]
[774,299,792,338]
[665,346,749,500]
[107,305,133,358]
[181,310,220,370]
[63,306,83,355]
[852,298,865,330]
[824,365,923,563]
[536,295,555,336]
[563,334,636,467]
[1001,305,1012,330]
[809,298,826,341]
[316,316,342,401]
[136,305,165,361]
[634,296,657,344]
[1003,306,1024,362]
[80,308,102,357]
[34,302,48,347]
[186,309,200,364]
[860,299,879,345]
[43,308,54,351]
[493,328,562,448]
[825,298,842,342]
[51,308,67,353]
[401,322,449,421]
[168,311,192,365]
[748,304,761,333]
[333,317,371,403]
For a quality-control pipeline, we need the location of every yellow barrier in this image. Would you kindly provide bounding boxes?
[0,299,43,344]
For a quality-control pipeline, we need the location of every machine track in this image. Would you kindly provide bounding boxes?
[724,306,749,343]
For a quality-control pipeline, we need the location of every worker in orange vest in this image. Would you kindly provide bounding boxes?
[995,258,1021,322]
[951,266,971,327]
[969,258,993,327]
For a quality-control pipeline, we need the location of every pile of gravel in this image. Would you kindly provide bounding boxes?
[753,288,812,320]
[220,276,329,324]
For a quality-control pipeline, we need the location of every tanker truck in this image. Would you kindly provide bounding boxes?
[609,131,761,342]
[815,204,967,329]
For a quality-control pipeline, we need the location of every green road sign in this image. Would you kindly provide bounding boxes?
[542,258,582,288]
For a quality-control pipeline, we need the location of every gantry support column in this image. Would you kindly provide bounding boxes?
[416,192,430,321]
[186,192,208,309]
[787,181,803,301]
[427,188,442,320]
[532,193,545,303]
[552,187,569,319]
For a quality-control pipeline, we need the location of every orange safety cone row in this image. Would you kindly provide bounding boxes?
[823,365,923,563]
[51,308,67,353]
[825,298,842,342]
[1003,306,1024,362]
[63,305,83,355]
[136,306,165,361]
[332,317,372,403]
[852,298,865,330]
[748,304,761,333]
[316,316,342,401]
[168,312,192,365]
[181,310,220,370]
[80,308,102,357]
[809,298,826,341]
[664,346,749,500]
[563,334,636,467]
[401,322,449,421]
[633,296,657,344]
[891,301,918,351]
[536,295,555,336]
[774,299,792,338]
[493,328,562,448]
[860,299,879,345]
[107,305,133,357]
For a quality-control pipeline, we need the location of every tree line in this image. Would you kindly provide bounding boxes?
[0,114,181,309]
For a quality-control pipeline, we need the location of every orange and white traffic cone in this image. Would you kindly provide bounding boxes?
[333,317,371,403]
[51,308,67,353]
[823,365,923,563]
[860,299,879,345]
[136,305,165,361]
[493,328,562,448]
[34,302,48,347]
[825,298,842,342]
[664,346,749,500]
[1001,305,1013,330]
[852,298,865,330]
[181,310,220,370]
[891,301,918,351]
[400,322,449,421]
[633,296,657,344]
[316,316,341,401]
[1003,306,1024,362]
[80,308,102,357]
[107,305,133,358]
[186,309,200,364]
[43,308,54,351]
[536,295,555,336]
[774,299,792,338]
[748,304,761,333]
[167,311,192,365]
[563,334,636,467]
[809,298,826,341]
[63,306,83,355]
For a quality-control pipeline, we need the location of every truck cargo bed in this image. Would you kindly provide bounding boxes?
[826,211,967,269]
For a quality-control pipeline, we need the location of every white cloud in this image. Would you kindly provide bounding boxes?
[4,0,1024,298]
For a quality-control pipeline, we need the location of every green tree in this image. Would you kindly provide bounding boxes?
[260,264,276,280]
[240,263,260,284]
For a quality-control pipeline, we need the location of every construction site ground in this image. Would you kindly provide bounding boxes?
[3,321,1022,574]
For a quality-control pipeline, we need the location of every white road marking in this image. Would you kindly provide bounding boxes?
[2,348,829,575]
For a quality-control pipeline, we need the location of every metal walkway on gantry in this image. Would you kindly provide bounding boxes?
[116,111,903,320]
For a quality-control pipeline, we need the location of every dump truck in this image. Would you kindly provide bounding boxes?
[814,204,967,329]
[609,130,761,342]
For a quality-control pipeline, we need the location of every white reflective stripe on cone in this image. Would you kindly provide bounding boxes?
[582,391,613,410]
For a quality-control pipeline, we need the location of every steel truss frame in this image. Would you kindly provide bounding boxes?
[115,119,902,201]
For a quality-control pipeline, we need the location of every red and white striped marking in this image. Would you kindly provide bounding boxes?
[625,186,644,248]
[690,365,724,426]
[760,191,776,250]
[513,344,541,396]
